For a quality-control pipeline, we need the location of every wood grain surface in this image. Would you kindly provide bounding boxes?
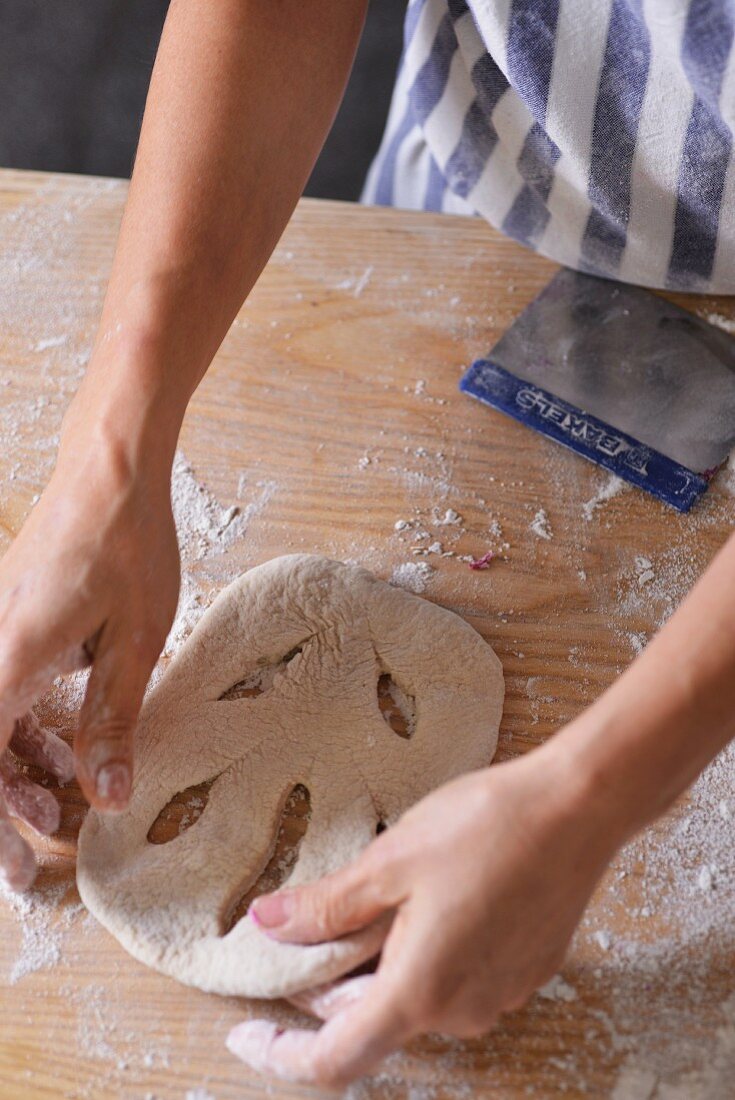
[0,169,733,1100]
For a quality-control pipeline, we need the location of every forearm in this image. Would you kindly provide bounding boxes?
[554,529,735,842]
[63,0,367,463]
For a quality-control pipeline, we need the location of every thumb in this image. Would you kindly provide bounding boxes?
[250,840,402,944]
[75,621,155,813]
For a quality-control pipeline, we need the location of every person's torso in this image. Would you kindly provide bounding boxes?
[364,0,735,293]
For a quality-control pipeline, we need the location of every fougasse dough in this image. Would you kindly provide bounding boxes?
[76,555,504,999]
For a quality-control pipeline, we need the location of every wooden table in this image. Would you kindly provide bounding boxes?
[0,169,732,1099]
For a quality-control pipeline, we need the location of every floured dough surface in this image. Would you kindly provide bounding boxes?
[77,555,504,998]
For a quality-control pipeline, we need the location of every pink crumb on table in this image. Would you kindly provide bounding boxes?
[468,551,494,571]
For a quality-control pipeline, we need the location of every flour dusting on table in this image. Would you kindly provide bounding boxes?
[530,507,553,540]
[161,453,278,664]
[1,879,74,983]
[582,473,627,520]
[1,176,734,1098]
[390,560,435,594]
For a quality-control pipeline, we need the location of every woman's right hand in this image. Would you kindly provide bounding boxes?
[0,402,181,891]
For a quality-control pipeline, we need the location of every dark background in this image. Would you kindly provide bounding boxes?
[0,1,404,200]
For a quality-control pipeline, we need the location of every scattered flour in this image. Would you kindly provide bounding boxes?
[582,473,627,520]
[76,983,120,1062]
[701,311,735,335]
[635,555,656,587]
[530,507,553,540]
[353,265,373,298]
[390,561,435,594]
[612,993,735,1099]
[2,879,69,983]
[594,929,613,952]
[66,977,173,1092]
[334,264,373,297]
[434,508,462,527]
[587,736,735,1097]
[171,452,249,563]
[628,631,648,656]
[162,453,278,661]
[611,1066,659,1100]
[537,975,578,1003]
[33,334,68,353]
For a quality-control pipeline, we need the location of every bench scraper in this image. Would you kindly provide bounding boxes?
[459,269,735,512]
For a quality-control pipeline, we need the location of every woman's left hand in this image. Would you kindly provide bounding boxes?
[226,740,621,1088]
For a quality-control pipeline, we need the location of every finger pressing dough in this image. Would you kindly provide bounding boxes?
[76,555,504,998]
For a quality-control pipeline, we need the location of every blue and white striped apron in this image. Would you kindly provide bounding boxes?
[363,0,735,293]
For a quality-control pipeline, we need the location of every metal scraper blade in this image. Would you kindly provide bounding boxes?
[460,269,735,512]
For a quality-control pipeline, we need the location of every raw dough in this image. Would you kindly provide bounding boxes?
[77,555,504,998]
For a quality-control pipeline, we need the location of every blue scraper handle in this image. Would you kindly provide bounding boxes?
[460,359,708,513]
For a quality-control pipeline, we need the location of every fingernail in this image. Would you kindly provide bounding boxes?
[250,891,291,929]
[95,763,131,809]
[226,1020,281,1072]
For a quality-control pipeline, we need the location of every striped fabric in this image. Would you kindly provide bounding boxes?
[362,0,735,293]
